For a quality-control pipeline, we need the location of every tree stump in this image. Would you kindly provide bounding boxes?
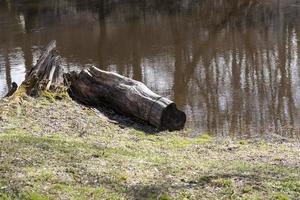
[5,40,65,98]
[23,40,64,96]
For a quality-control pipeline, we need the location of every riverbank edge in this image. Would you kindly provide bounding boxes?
[0,94,299,200]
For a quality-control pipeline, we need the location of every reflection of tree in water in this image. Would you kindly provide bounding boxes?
[167,0,300,136]
[4,49,12,91]
[1,0,300,136]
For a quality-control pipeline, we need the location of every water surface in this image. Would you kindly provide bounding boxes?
[1,0,300,137]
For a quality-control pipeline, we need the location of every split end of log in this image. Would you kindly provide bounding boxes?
[161,103,186,131]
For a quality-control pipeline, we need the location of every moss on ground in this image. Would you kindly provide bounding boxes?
[0,96,300,200]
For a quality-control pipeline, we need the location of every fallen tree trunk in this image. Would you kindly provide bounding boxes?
[64,67,186,131]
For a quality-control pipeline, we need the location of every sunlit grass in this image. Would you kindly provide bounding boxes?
[0,96,299,199]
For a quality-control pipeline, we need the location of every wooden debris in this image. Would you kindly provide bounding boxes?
[5,41,186,131]
[64,67,186,131]
[5,82,18,98]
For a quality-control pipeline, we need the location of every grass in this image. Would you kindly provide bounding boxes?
[0,96,300,200]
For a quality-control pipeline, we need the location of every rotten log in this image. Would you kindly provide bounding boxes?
[64,66,186,131]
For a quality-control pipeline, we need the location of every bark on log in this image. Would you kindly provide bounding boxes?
[64,66,186,131]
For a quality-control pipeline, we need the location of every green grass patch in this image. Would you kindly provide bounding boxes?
[0,97,299,199]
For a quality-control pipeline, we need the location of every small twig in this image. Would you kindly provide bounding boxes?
[4,82,18,98]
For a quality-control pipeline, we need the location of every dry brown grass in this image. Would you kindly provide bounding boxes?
[0,96,299,200]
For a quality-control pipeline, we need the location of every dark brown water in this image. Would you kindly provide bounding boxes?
[1,0,300,137]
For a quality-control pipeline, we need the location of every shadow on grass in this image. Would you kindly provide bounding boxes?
[69,95,160,134]
[95,104,160,134]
